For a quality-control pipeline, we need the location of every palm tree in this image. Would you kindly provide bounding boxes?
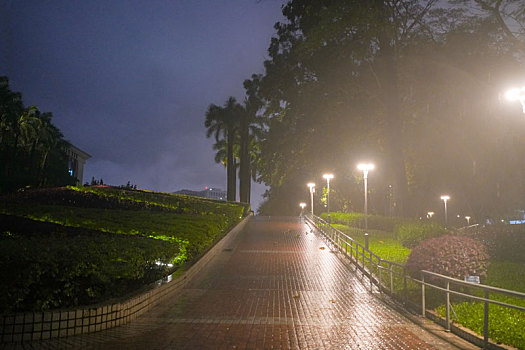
[238,99,265,205]
[238,75,266,205]
[204,97,242,201]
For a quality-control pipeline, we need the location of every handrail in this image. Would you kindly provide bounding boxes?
[422,270,525,300]
[305,213,525,350]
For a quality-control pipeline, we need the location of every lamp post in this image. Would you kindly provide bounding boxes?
[323,173,334,223]
[299,202,306,220]
[465,216,471,225]
[440,195,450,227]
[504,87,525,114]
[307,183,315,216]
[299,202,306,215]
[427,211,434,219]
[357,163,374,230]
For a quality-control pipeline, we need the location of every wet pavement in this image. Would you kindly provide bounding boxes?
[16,216,478,349]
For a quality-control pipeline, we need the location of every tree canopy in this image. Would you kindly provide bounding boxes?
[250,0,525,220]
[0,76,75,193]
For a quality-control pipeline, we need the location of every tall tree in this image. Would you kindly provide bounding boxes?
[253,0,440,216]
[452,0,525,51]
[238,75,266,204]
[204,97,242,201]
[250,0,524,219]
[0,77,74,192]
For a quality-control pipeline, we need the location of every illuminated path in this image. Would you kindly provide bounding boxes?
[31,216,476,349]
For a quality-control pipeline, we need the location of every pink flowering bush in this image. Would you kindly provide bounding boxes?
[406,235,489,281]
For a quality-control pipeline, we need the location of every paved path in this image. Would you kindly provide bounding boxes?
[25,216,477,349]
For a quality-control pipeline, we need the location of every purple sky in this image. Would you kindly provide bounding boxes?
[1,0,286,209]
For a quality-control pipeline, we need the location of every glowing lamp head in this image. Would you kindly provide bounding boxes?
[358,163,374,172]
[323,173,334,180]
[307,183,315,192]
[299,202,306,209]
[440,195,450,201]
[505,87,525,101]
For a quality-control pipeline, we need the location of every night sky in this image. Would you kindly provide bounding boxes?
[1,0,285,209]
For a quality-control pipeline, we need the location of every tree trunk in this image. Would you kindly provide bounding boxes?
[375,1,409,216]
[239,115,250,204]
[226,126,236,201]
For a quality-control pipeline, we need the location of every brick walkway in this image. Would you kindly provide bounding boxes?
[18,216,478,349]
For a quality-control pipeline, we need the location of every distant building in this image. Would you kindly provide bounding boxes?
[66,144,91,185]
[175,187,227,201]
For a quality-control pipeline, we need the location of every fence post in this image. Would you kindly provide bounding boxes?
[421,273,426,318]
[378,259,382,293]
[364,233,369,251]
[361,246,365,271]
[403,267,407,304]
[369,255,373,290]
[389,264,394,295]
[484,290,489,349]
[446,281,451,331]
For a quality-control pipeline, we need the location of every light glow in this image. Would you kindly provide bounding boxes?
[505,87,524,101]
[357,163,374,171]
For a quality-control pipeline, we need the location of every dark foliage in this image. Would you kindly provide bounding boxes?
[0,214,178,314]
[406,235,490,282]
[0,77,76,193]
[465,225,525,263]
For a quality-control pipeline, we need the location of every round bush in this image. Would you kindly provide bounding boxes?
[406,235,489,281]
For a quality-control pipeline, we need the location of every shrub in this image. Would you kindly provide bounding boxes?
[321,211,411,232]
[395,222,448,248]
[465,225,525,263]
[406,235,490,281]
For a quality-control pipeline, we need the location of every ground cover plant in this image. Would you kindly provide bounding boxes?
[0,186,247,314]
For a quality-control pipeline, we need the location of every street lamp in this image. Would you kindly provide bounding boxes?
[357,163,374,230]
[299,202,306,213]
[427,211,434,219]
[465,216,471,225]
[307,183,315,216]
[323,173,334,223]
[440,195,450,227]
[504,87,525,114]
[299,202,306,219]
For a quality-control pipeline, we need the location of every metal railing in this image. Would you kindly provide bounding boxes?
[305,214,525,350]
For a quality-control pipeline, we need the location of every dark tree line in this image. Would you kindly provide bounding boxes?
[0,77,75,193]
[205,0,525,221]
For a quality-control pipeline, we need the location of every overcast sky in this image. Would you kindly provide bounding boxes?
[1,0,285,209]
